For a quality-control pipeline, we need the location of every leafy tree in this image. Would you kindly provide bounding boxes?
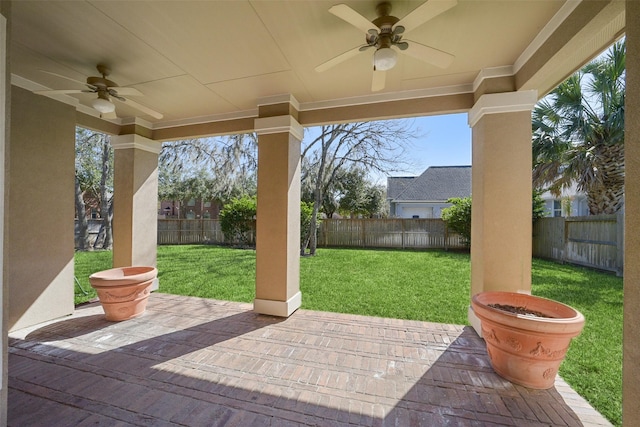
[532,190,546,220]
[441,197,472,245]
[219,196,257,246]
[532,40,625,214]
[301,120,417,255]
[75,128,113,250]
[159,134,257,211]
[338,168,386,218]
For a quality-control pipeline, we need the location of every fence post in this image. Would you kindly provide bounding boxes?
[401,219,405,249]
[616,212,624,276]
[562,218,568,264]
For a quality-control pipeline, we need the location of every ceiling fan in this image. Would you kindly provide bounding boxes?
[35,64,163,119]
[316,0,457,92]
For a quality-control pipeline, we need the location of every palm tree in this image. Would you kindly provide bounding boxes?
[532,40,625,214]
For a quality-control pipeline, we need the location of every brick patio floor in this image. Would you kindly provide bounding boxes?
[8,293,611,426]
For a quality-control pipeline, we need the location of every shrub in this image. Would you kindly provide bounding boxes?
[443,193,549,246]
[441,197,472,245]
[219,196,256,246]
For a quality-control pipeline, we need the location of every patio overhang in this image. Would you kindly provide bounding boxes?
[1,1,638,425]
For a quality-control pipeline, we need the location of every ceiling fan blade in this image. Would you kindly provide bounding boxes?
[115,97,163,119]
[401,40,455,68]
[111,87,143,97]
[34,89,86,95]
[371,69,386,92]
[329,4,377,34]
[40,70,93,89]
[395,0,457,34]
[315,45,364,72]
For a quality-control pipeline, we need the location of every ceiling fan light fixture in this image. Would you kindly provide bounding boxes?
[373,47,397,71]
[91,97,116,114]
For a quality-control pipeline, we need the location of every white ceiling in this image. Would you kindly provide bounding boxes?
[9,0,624,131]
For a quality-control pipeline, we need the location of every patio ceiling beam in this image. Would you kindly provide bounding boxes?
[515,0,625,96]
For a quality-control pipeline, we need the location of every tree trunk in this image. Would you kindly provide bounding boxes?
[586,143,625,215]
[99,136,113,249]
[75,176,89,250]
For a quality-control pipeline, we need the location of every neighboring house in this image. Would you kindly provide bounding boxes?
[387,166,472,218]
[159,198,222,219]
[538,184,590,217]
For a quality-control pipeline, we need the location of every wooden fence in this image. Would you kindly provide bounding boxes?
[532,214,624,275]
[158,215,624,274]
[318,218,467,249]
[157,218,466,250]
[157,219,228,245]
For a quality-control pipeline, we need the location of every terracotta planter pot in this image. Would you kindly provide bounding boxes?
[89,266,158,321]
[471,291,585,389]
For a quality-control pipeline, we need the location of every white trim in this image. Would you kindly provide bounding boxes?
[152,108,258,130]
[254,115,304,141]
[468,90,538,127]
[253,291,302,317]
[472,66,514,93]
[257,94,300,111]
[110,133,162,154]
[300,83,473,112]
[514,0,582,74]
[14,72,475,129]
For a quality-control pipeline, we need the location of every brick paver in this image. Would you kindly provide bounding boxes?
[8,293,612,426]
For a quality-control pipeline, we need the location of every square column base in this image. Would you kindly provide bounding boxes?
[468,305,482,337]
[253,291,302,317]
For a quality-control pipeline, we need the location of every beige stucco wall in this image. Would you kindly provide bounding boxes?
[1,2,9,424]
[623,1,640,424]
[470,109,533,297]
[255,130,302,315]
[112,143,159,268]
[7,87,75,331]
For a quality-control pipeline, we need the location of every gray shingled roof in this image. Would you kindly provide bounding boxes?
[386,176,415,200]
[388,166,471,201]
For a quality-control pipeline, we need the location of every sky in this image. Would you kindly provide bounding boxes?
[403,113,472,174]
[303,112,472,185]
[367,112,472,184]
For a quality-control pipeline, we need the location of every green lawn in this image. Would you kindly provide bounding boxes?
[74,245,623,426]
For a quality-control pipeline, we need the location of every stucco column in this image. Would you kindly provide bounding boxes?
[623,1,640,423]
[0,6,8,425]
[111,134,160,284]
[254,95,303,317]
[467,90,537,334]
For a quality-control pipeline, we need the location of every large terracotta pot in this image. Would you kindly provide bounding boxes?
[89,266,158,321]
[471,291,585,389]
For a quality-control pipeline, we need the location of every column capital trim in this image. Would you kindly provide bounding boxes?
[468,90,538,127]
[254,115,304,141]
[472,65,514,93]
[257,94,300,111]
[111,134,161,154]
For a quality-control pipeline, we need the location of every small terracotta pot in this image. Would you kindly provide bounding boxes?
[89,266,158,321]
[471,291,585,389]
